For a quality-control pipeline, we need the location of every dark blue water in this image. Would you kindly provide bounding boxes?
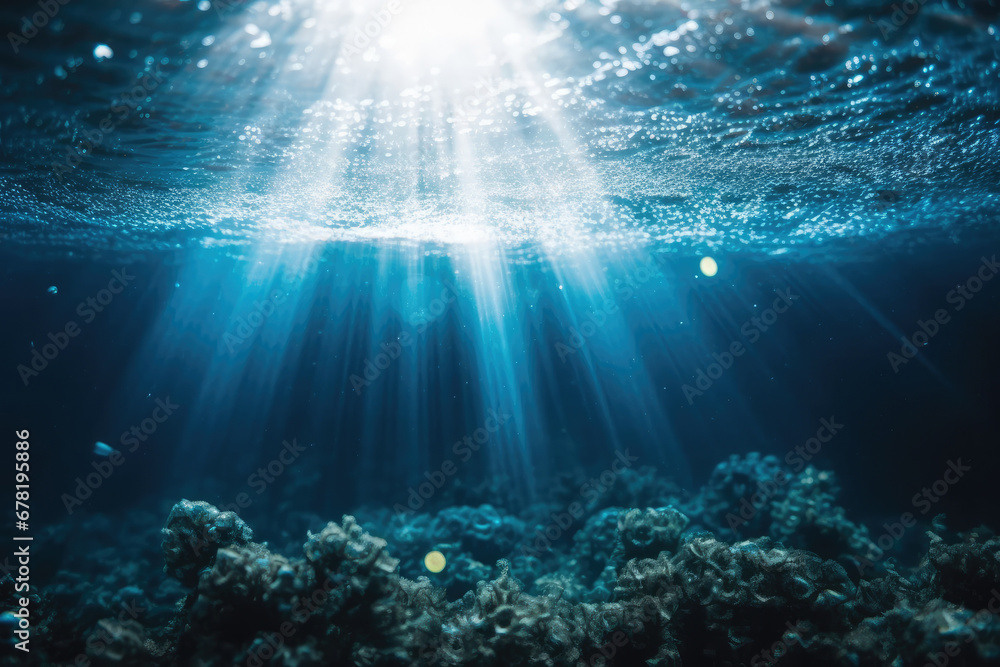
[2,0,1000,664]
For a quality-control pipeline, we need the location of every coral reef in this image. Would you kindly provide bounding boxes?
[161,499,254,585]
[615,506,690,561]
[4,455,1000,666]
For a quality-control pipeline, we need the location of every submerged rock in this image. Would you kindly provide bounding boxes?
[8,459,1000,666]
[161,499,254,585]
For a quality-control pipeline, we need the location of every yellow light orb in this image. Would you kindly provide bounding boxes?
[424,550,446,573]
[699,256,718,277]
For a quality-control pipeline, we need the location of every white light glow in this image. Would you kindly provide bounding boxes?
[190,0,617,251]
[348,217,495,246]
[378,0,518,69]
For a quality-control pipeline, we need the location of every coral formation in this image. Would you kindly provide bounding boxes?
[4,456,1000,666]
[161,499,254,585]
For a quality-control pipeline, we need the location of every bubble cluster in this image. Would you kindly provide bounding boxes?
[0,0,996,258]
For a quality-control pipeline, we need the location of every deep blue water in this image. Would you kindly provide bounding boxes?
[2,0,1000,664]
[4,242,1000,530]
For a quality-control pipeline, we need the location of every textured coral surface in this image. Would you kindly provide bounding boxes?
[4,456,1000,666]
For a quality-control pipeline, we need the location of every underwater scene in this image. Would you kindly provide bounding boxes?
[2,0,1000,664]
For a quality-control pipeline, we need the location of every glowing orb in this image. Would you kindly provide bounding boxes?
[424,550,447,573]
[699,256,718,277]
